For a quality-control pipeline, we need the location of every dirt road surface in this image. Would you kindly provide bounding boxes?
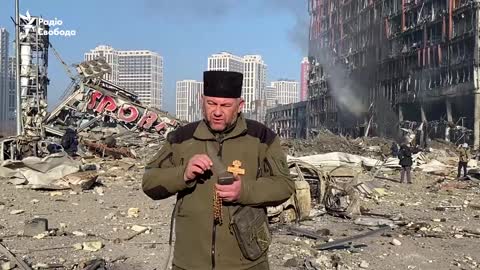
[1,159,480,270]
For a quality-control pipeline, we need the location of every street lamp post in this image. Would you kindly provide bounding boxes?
[15,0,22,135]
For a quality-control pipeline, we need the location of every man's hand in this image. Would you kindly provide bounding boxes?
[184,154,213,181]
[215,174,242,202]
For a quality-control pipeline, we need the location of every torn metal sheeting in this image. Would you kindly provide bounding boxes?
[284,226,330,241]
[313,225,391,250]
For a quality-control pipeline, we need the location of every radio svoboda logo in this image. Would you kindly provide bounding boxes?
[20,10,76,37]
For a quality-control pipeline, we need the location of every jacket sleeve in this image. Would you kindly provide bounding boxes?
[237,136,295,207]
[142,141,191,200]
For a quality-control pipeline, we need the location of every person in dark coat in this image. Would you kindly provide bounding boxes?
[398,143,413,184]
[61,128,79,156]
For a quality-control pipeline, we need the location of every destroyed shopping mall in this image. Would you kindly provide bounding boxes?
[267,0,480,149]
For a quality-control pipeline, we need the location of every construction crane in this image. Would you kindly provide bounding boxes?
[48,42,81,105]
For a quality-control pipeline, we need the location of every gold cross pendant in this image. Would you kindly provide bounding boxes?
[227,160,245,176]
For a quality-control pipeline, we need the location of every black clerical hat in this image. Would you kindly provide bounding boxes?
[203,71,243,98]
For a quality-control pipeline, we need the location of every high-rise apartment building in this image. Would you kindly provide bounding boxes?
[271,80,299,105]
[176,80,203,122]
[265,85,277,109]
[207,52,267,122]
[84,46,164,109]
[0,28,11,135]
[243,55,267,120]
[118,50,163,108]
[207,52,244,73]
[7,57,16,134]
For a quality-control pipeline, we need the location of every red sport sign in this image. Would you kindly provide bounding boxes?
[86,90,178,133]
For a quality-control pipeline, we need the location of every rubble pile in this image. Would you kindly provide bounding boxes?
[1,127,480,269]
[283,130,393,158]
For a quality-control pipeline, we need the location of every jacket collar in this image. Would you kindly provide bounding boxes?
[193,113,247,141]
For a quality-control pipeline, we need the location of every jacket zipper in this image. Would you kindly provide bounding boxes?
[211,136,223,270]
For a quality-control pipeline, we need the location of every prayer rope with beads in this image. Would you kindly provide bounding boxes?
[213,187,223,225]
[213,161,244,225]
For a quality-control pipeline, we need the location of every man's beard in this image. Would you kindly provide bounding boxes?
[204,113,239,134]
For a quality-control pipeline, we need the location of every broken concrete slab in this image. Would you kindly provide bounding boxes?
[81,241,103,252]
[354,217,396,227]
[60,171,98,191]
[1,152,80,187]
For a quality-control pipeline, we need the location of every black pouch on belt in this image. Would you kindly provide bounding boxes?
[229,206,272,261]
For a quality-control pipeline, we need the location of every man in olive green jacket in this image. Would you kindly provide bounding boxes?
[142,71,295,270]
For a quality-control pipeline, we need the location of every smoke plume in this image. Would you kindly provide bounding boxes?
[312,48,365,118]
[144,0,309,54]
[261,0,309,55]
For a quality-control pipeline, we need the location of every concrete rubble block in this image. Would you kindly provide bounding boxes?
[72,231,87,237]
[82,241,103,252]
[1,262,16,270]
[359,260,369,268]
[390,238,402,246]
[32,263,49,269]
[127,208,140,218]
[354,217,395,227]
[72,243,83,250]
[62,171,98,191]
[24,218,48,237]
[33,232,48,239]
[131,225,148,233]
[94,186,104,195]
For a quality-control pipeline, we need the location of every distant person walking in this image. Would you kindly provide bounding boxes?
[398,143,413,184]
[457,143,470,179]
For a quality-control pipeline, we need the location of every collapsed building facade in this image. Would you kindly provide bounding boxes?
[265,101,308,139]
[267,0,480,147]
[0,13,180,161]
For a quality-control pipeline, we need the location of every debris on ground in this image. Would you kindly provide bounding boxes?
[1,123,480,269]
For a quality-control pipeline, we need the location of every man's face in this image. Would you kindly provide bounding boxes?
[202,96,244,132]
